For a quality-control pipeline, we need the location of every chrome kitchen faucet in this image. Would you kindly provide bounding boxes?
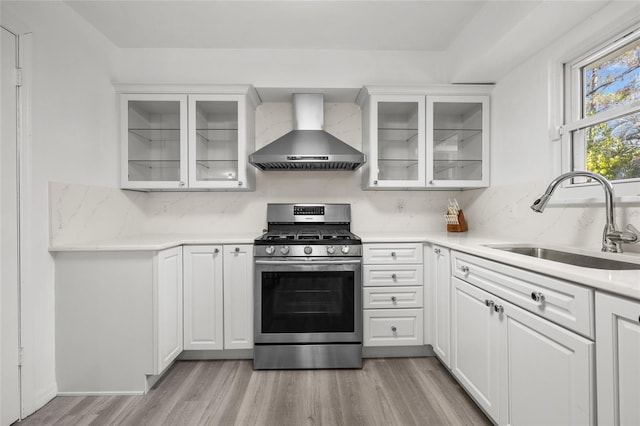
[531,171,639,253]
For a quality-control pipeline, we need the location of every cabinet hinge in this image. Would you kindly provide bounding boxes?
[15,68,23,87]
[18,347,24,367]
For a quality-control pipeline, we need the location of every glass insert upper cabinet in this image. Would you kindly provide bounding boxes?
[363,95,426,188]
[119,86,259,191]
[121,94,188,189]
[426,96,490,188]
[188,94,248,189]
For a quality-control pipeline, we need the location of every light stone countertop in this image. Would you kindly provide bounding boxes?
[50,230,640,300]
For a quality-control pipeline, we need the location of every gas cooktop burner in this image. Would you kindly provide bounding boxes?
[254,203,362,257]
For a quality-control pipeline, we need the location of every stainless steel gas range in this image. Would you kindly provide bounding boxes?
[253,203,363,370]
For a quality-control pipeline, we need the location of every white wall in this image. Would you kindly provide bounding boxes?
[464,2,640,252]
[1,0,120,416]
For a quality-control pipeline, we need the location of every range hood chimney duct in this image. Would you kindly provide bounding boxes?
[248,94,366,171]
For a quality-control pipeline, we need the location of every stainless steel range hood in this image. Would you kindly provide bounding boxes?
[249,94,366,171]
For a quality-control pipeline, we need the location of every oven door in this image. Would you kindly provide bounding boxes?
[254,258,362,344]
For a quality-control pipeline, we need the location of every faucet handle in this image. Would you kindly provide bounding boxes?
[625,224,640,243]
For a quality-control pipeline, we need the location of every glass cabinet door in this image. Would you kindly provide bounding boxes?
[427,96,489,188]
[121,94,188,189]
[371,95,426,187]
[188,95,246,189]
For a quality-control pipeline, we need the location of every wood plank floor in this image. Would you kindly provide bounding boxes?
[18,357,490,425]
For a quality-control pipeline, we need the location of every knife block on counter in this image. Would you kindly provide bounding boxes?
[447,210,468,232]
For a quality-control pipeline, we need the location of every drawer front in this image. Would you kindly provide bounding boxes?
[363,286,424,309]
[363,309,424,347]
[363,264,424,287]
[363,243,423,264]
[452,251,594,338]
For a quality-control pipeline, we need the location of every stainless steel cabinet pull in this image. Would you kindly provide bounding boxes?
[485,299,494,308]
[391,252,397,257]
[391,296,397,302]
[391,273,397,280]
[214,248,219,254]
[238,181,243,187]
[373,180,378,185]
[493,305,504,314]
[179,181,185,187]
[235,247,240,253]
[391,326,397,332]
[460,265,470,273]
[434,248,441,254]
[531,292,545,303]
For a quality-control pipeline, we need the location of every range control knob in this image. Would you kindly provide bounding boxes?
[265,245,275,255]
[304,246,313,255]
[280,246,290,255]
[327,245,336,255]
[341,245,350,254]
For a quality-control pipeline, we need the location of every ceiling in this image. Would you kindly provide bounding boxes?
[64,0,612,82]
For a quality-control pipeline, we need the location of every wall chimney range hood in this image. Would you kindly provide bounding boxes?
[249,94,366,171]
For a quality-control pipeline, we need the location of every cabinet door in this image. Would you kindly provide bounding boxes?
[183,246,223,350]
[154,247,183,374]
[499,298,595,426]
[451,277,499,420]
[188,94,251,190]
[121,94,188,189]
[430,245,451,367]
[426,95,489,188]
[596,292,640,426]
[367,95,426,188]
[223,245,253,349]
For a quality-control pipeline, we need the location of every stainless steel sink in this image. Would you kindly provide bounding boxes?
[488,246,640,270]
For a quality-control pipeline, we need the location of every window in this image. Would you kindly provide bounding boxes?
[563,25,640,194]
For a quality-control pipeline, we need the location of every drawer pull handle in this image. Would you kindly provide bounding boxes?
[531,292,545,303]
[391,296,397,302]
[235,247,240,253]
[391,273,397,280]
[391,251,397,257]
[434,248,441,254]
[460,266,470,273]
[391,326,397,332]
[485,299,494,308]
[493,304,504,314]
[214,248,220,254]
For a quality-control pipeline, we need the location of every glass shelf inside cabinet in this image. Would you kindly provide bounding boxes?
[128,128,180,142]
[195,160,240,181]
[195,128,239,143]
[128,160,181,181]
[433,159,482,181]
[433,129,482,144]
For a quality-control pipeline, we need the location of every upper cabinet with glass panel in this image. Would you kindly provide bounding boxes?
[359,86,491,190]
[118,85,260,191]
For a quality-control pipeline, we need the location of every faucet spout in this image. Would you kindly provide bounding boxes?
[531,171,627,253]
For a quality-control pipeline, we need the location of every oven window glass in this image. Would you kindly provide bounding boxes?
[261,271,355,333]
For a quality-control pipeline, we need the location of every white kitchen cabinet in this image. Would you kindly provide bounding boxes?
[360,94,426,188]
[120,93,188,189]
[451,277,500,420]
[426,96,489,188]
[358,86,491,190]
[451,252,595,425]
[362,243,424,347]
[183,245,224,350]
[596,291,640,426]
[183,244,253,351]
[55,247,184,394]
[223,244,254,349]
[428,244,451,367]
[118,85,259,191]
[154,246,184,374]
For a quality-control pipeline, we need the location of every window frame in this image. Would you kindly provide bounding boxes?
[557,22,640,204]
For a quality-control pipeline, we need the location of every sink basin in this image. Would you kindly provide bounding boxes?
[487,246,640,270]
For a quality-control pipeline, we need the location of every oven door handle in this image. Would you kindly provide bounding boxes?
[255,260,362,265]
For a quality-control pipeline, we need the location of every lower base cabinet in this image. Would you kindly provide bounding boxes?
[596,291,640,426]
[183,244,253,351]
[452,278,595,425]
[55,247,183,394]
